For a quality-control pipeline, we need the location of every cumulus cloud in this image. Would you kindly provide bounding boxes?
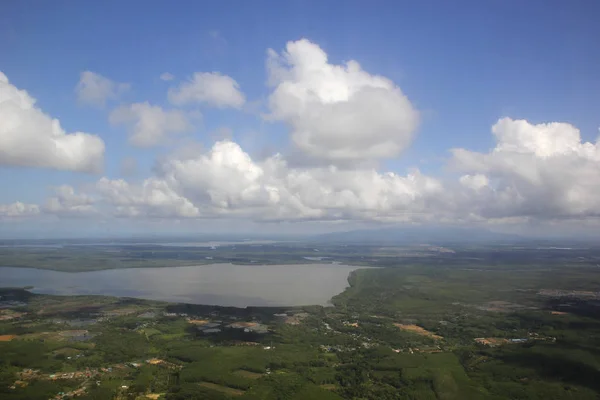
[109,102,193,147]
[22,117,600,227]
[8,36,599,231]
[100,117,592,225]
[76,71,130,107]
[94,140,442,222]
[459,174,489,191]
[44,185,96,217]
[0,72,105,172]
[160,72,174,81]
[451,118,600,220]
[159,140,281,214]
[0,202,40,218]
[96,177,200,218]
[168,72,245,108]
[266,39,419,164]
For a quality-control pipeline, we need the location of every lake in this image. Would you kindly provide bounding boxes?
[0,263,362,307]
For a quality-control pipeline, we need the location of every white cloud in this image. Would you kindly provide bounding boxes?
[159,140,280,212]
[266,39,419,164]
[20,117,600,227]
[0,202,40,218]
[0,72,105,172]
[96,177,200,218]
[168,72,245,108]
[7,34,600,232]
[75,71,130,107]
[99,118,591,225]
[109,102,193,147]
[459,174,489,191]
[451,118,600,220]
[160,72,174,81]
[492,118,588,158]
[96,140,442,222]
[44,185,96,217]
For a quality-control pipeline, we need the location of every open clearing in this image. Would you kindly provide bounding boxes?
[474,337,508,346]
[230,321,258,328]
[199,382,245,396]
[233,369,263,379]
[16,330,95,343]
[0,334,17,341]
[394,324,443,340]
[37,298,117,315]
[52,347,82,356]
[320,384,337,390]
[187,319,209,325]
[0,310,25,320]
[58,330,89,337]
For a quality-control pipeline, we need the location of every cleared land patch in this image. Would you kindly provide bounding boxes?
[320,384,337,390]
[52,347,82,356]
[233,369,263,379]
[229,321,258,328]
[474,337,508,347]
[199,382,245,396]
[187,319,209,325]
[0,334,17,341]
[394,323,443,340]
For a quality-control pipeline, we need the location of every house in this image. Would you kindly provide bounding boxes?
[508,338,528,344]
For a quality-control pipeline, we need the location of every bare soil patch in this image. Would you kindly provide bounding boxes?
[188,319,209,325]
[477,301,535,313]
[231,322,258,328]
[0,310,25,320]
[474,337,508,347]
[394,324,443,340]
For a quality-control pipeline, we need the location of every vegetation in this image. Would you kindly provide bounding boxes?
[2,242,600,398]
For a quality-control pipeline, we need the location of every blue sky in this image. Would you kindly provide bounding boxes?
[1,0,599,237]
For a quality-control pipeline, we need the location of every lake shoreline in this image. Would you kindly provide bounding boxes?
[0,264,367,308]
[0,260,372,273]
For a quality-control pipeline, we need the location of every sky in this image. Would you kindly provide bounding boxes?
[1,0,599,238]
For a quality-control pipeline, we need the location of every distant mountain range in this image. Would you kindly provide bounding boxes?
[314,226,522,244]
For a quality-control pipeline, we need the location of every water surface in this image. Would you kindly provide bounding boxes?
[0,264,361,307]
